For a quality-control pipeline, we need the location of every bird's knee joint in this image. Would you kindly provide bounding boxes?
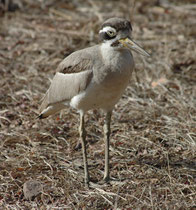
[104,125,110,135]
[79,128,86,139]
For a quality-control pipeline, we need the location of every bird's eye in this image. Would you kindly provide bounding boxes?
[106,30,116,37]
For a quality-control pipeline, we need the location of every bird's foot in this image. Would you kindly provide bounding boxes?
[96,176,110,185]
[103,176,110,183]
[74,142,82,150]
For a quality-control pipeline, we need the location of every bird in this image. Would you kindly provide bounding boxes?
[38,17,150,186]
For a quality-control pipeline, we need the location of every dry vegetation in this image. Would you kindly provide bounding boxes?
[0,0,196,209]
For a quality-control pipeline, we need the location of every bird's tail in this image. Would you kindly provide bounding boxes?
[38,103,66,119]
[38,91,66,119]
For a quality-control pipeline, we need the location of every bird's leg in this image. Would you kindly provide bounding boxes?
[79,112,89,186]
[103,111,112,182]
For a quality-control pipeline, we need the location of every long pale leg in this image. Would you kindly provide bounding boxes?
[103,111,112,182]
[79,112,89,186]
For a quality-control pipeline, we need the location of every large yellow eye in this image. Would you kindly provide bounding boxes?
[106,30,116,37]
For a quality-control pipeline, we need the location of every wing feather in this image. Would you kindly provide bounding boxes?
[39,47,95,116]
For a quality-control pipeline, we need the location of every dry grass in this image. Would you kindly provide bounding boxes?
[0,0,196,209]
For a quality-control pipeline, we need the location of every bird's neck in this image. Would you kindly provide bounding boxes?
[100,41,120,63]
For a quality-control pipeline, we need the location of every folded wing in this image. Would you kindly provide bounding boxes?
[39,49,94,118]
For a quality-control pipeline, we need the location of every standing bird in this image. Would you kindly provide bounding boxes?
[39,17,149,186]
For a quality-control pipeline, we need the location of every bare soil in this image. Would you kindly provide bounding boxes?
[0,0,196,209]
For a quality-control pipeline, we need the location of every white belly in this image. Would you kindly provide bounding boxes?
[70,74,130,112]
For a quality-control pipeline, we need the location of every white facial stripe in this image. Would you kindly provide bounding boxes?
[99,26,116,34]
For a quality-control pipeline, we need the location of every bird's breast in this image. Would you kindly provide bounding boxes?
[94,48,134,86]
[70,47,134,112]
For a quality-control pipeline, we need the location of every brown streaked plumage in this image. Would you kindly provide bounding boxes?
[39,17,150,186]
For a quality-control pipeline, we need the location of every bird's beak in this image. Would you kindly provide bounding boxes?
[119,37,150,57]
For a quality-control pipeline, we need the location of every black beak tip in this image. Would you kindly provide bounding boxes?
[37,114,43,119]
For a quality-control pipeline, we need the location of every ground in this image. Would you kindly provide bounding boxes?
[0,0,196,209]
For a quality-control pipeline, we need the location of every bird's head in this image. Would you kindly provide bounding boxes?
[99,17,150,57]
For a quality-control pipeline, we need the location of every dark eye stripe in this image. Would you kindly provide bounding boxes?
[99,32,116,41]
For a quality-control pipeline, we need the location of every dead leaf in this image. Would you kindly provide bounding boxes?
[151,78,168,88]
